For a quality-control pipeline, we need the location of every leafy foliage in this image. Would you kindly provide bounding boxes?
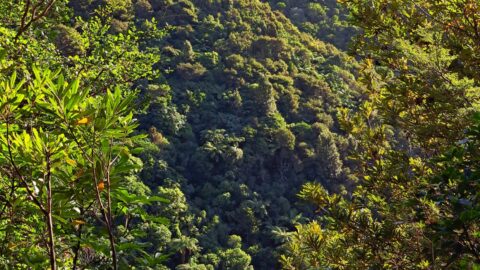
[279,0,480,269]
[3,0,478,269]
[0,0,168,268]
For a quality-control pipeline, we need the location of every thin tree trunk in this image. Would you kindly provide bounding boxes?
[47,208,56,270]
[107,225,117,270]
[91,134,117,270]
[106,170,117,270]
[46,152,57,270]
[72,223,83,270]
[181,250,186,264]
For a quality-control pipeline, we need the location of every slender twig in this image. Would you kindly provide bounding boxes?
[14,0,58,42]
[90,127,117,269]
[105,138,117,270]
[0,171,16,221]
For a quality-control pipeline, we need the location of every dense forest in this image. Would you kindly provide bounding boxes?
[0,0,479,269]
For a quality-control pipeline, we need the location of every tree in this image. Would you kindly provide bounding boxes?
[0,0,169,269]
[279,0,480,268]
[0,61,162,269]
[428,113,480,266]
[54,25,86,56]
[219,247,253,270]
[170,235,201,264]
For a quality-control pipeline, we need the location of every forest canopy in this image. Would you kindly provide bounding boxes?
[0,0,479,269]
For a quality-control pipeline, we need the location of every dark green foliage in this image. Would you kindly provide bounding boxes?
[429,113,480,266]
[131,0,363,268]
[14,0,479,269]
[134,0,154,19]
[54,25,86,56]
[268,0,358,50]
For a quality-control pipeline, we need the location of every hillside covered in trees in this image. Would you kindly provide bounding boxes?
[0,0,479,269]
